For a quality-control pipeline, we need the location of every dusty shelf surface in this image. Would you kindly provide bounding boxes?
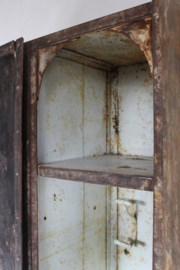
[38,155,154,191]
[39,155,153,177]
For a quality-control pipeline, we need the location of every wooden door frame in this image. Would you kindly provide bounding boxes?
[23,2,164,269]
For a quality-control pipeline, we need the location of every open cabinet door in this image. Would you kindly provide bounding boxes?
[0,38,23,270]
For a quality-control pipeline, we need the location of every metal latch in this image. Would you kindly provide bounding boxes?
[114,199,137,249]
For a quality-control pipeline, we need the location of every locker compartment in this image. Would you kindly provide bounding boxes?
[38,30,154,181]
[38,178,153,270]
[37,29,153,269]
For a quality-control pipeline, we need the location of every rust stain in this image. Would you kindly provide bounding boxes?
[110,17,153,74]
[37,37,80,99]
[40,224,79,241]
[41,229,103,261]
[64,30,147,67]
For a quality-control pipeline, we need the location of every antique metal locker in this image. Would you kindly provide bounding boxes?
[0,0,180,269]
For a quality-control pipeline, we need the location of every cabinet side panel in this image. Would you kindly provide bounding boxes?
[83,66,107,157]
[159,0,180,269]
[38,177,83,270]
[152,1,164,270]
[118,63,153,157]
[38,57,85,269]
[38,57,84,164]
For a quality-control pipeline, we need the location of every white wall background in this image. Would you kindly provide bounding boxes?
[0,0,150,46]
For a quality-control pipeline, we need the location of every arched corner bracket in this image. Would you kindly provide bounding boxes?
[109,17,153,75]
[37,37,80,100]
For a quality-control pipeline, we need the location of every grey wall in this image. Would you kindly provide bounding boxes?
[0,0,150,45]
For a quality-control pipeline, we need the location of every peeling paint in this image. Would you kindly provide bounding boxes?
[110,17,153,74]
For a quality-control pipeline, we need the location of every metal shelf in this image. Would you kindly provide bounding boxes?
[38,155,154,191]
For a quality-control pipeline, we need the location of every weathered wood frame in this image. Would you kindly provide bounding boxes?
[23,2,164,270]
[0,38,23,270]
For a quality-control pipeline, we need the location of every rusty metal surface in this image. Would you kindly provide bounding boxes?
[14,38,24,270]
[38,57,107,164]
[38,167,153,192]
[23,49,38,270]
[117,188,153,270]
[38,155,154,177]
[110,69,119,154]
[152,1,164,270]
[56,48,112,71]
[110,17,153,74]
[0,38,23,270]
[24,3,152,51]
[23,3,155,269]
[37,40,73,98]
[117,63,153,156]
[0,40,15,57]
[159,0,180,269]
[38,178,107,269]
[63,31,146,67]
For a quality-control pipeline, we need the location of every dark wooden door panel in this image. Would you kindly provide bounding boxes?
[0,38,23,270]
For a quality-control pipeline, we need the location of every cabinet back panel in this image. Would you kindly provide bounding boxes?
[38,57,107,164]
[37,48,153,270]
[83,66,106,157]
[38,177,107,270]
[38,57,107,269]
[38,57,84,164]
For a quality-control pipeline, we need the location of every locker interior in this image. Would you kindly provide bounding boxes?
[37,29,153,269]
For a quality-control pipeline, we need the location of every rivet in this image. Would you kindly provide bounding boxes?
[16,172,18,176]
[16,216,19,220]
[17,257,20,261]
[16,129,19,133]
[16,85,20,90]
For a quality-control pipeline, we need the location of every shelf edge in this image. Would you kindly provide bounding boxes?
[38,166,154,191]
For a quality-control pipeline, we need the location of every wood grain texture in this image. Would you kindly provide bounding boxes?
[159,0,180,269]
[0,38,23,270]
